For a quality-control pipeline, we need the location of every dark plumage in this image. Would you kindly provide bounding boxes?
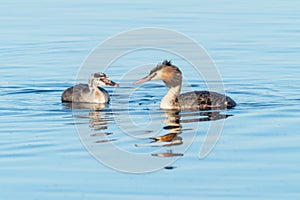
[178,91,236,110]
[134,60,236,110]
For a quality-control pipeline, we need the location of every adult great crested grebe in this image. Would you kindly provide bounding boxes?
[134,60,236,110]
[61,72,118,103]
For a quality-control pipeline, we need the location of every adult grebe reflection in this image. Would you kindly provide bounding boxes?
[151,110,184,157]
[136,109,232,157]
[150,110,183,146]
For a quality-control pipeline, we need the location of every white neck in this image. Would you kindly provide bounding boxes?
[160,85,181,109]
[87,85,108,103]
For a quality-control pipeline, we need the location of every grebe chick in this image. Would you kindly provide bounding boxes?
[62,72,118,103]
[134,60,236,110]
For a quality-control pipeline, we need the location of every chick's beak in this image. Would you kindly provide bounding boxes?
[105,79,119,86]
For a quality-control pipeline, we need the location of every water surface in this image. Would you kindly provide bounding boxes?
[1,0,300,199]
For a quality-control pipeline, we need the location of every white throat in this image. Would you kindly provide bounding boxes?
[87,85,108,103]
[160,85,181,109]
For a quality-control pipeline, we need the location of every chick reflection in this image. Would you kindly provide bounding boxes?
[88,110,117,143]
[64,102,116,144]
[62,102,108,110]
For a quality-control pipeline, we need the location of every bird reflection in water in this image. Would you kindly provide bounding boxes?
[65,99,233,160]
[88,110,117,143]
[62,102,108,110]
[152,150,184,157]
[136,109,232,158]
[150,110,183,147]
[64,102,117,144]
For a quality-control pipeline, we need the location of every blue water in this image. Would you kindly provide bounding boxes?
[1,0,300,199]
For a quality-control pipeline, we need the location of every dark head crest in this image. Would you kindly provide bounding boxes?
[162,60,172,66]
